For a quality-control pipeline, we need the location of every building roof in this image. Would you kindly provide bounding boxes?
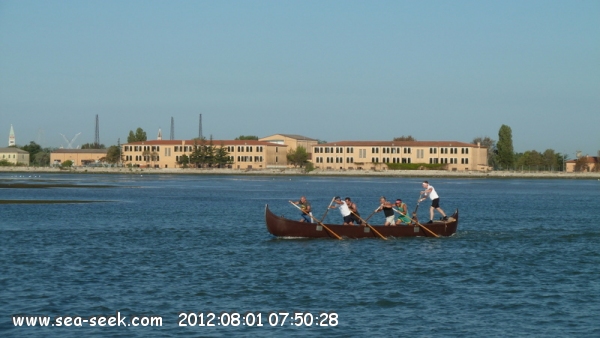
[124,139,287,147]
[0,147,29,154]
[315,140,485,148]
[261,134,318,141]
[52,149,108,154]
[566,156,598,164]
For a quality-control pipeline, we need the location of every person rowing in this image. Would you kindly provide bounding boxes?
[330,196,353,225]
[374,196,395,226]
[289,196,313,223]
[393,199,413,225]
[345,197,364,226]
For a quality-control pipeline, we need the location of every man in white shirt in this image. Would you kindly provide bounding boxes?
[330,196,353,225]
[419,180,448,224]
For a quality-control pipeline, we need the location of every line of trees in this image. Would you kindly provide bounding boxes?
[177,136,232,168]
[473,124,572,172]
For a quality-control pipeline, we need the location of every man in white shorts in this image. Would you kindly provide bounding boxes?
[375,197,395,226]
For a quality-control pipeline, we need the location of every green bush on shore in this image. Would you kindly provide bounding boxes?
[385,163,447,170]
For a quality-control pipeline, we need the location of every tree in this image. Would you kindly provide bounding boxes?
[496,125,514,169]
[33,151,50,166]
[20,141,42,164]
[234,135,259,140]
[214,144,232,168]
[393,135,416,141]
[287,146,309,168]
[177,154,190,168]
[61,160,73,168]
[127,128,147,143]
[105,145,121,164]
[542,149,559,170]
[472,136,497,168]
[317,139,328,144]
[81,143,106,149]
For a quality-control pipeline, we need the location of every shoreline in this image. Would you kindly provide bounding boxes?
[1,166,599,179]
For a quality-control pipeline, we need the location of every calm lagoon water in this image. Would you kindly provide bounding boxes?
[1,174,599,337]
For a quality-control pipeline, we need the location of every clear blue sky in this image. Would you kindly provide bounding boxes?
[1,0,598,157]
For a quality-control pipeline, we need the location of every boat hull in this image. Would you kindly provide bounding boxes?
[265,204,458,239]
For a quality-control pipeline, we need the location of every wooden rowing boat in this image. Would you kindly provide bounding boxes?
[265,204,458,239]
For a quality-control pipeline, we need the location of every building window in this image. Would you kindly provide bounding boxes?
[416,149,424,159]
[359,149,366,158]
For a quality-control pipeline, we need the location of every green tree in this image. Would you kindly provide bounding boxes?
[472,136,497,168]
[105,145,121,164]
[234,135,259,140]
[317,139,328,144]
[214,144,231,168]
[515,150,544,170]
[81,143,106,149]
[61,160,73,168]
[20,141,43,164]
[127,128,147,143]
[177,154,190,168]
[393,135,416,141]
[287,146,309,168]
[497,124,514,169]
[33,151,50,166]
[542,149,559,170]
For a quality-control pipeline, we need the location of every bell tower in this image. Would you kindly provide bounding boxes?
[8,125,15,146]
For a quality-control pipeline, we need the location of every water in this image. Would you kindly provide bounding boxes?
[1,174,599,337]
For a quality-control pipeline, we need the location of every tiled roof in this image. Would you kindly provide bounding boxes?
[124,139,287,147]
[0,147,29,153]
[261,134,318,141]
[52,149,108,154]
[315,140,484,148]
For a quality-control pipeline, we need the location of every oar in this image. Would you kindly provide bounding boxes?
[392,208,412,224]
[289,201,343,240]
[350,211,387,240]
[413,220,439,238]
[364,210,377,223]
[319,196,336,223]
[412,194,423,221]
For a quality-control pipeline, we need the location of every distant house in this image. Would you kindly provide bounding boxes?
[259,134,318,155]
[50,149,108,166]
[565,156,598,172]
[0,147,30,165]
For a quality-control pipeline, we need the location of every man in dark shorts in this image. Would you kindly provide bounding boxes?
[329,196,353,225]
[419,181,448,224]
[345,197,363,225]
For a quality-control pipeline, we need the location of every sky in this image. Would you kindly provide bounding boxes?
[0,0,598,157]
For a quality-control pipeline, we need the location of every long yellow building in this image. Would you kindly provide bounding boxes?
[122,140,288,169]
[121,137,488,171]
[311,140,489,171]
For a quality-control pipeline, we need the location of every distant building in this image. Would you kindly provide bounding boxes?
[122,139,288,169]
[8,125,15,147]
[50,149,109,166]
[311,140,489,171]
[259,134,318,155]
[565,156,598,172]
[0,147,29,165]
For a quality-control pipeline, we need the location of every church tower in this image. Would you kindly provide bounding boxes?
[157,128,162,140]
[8,125,15,146]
